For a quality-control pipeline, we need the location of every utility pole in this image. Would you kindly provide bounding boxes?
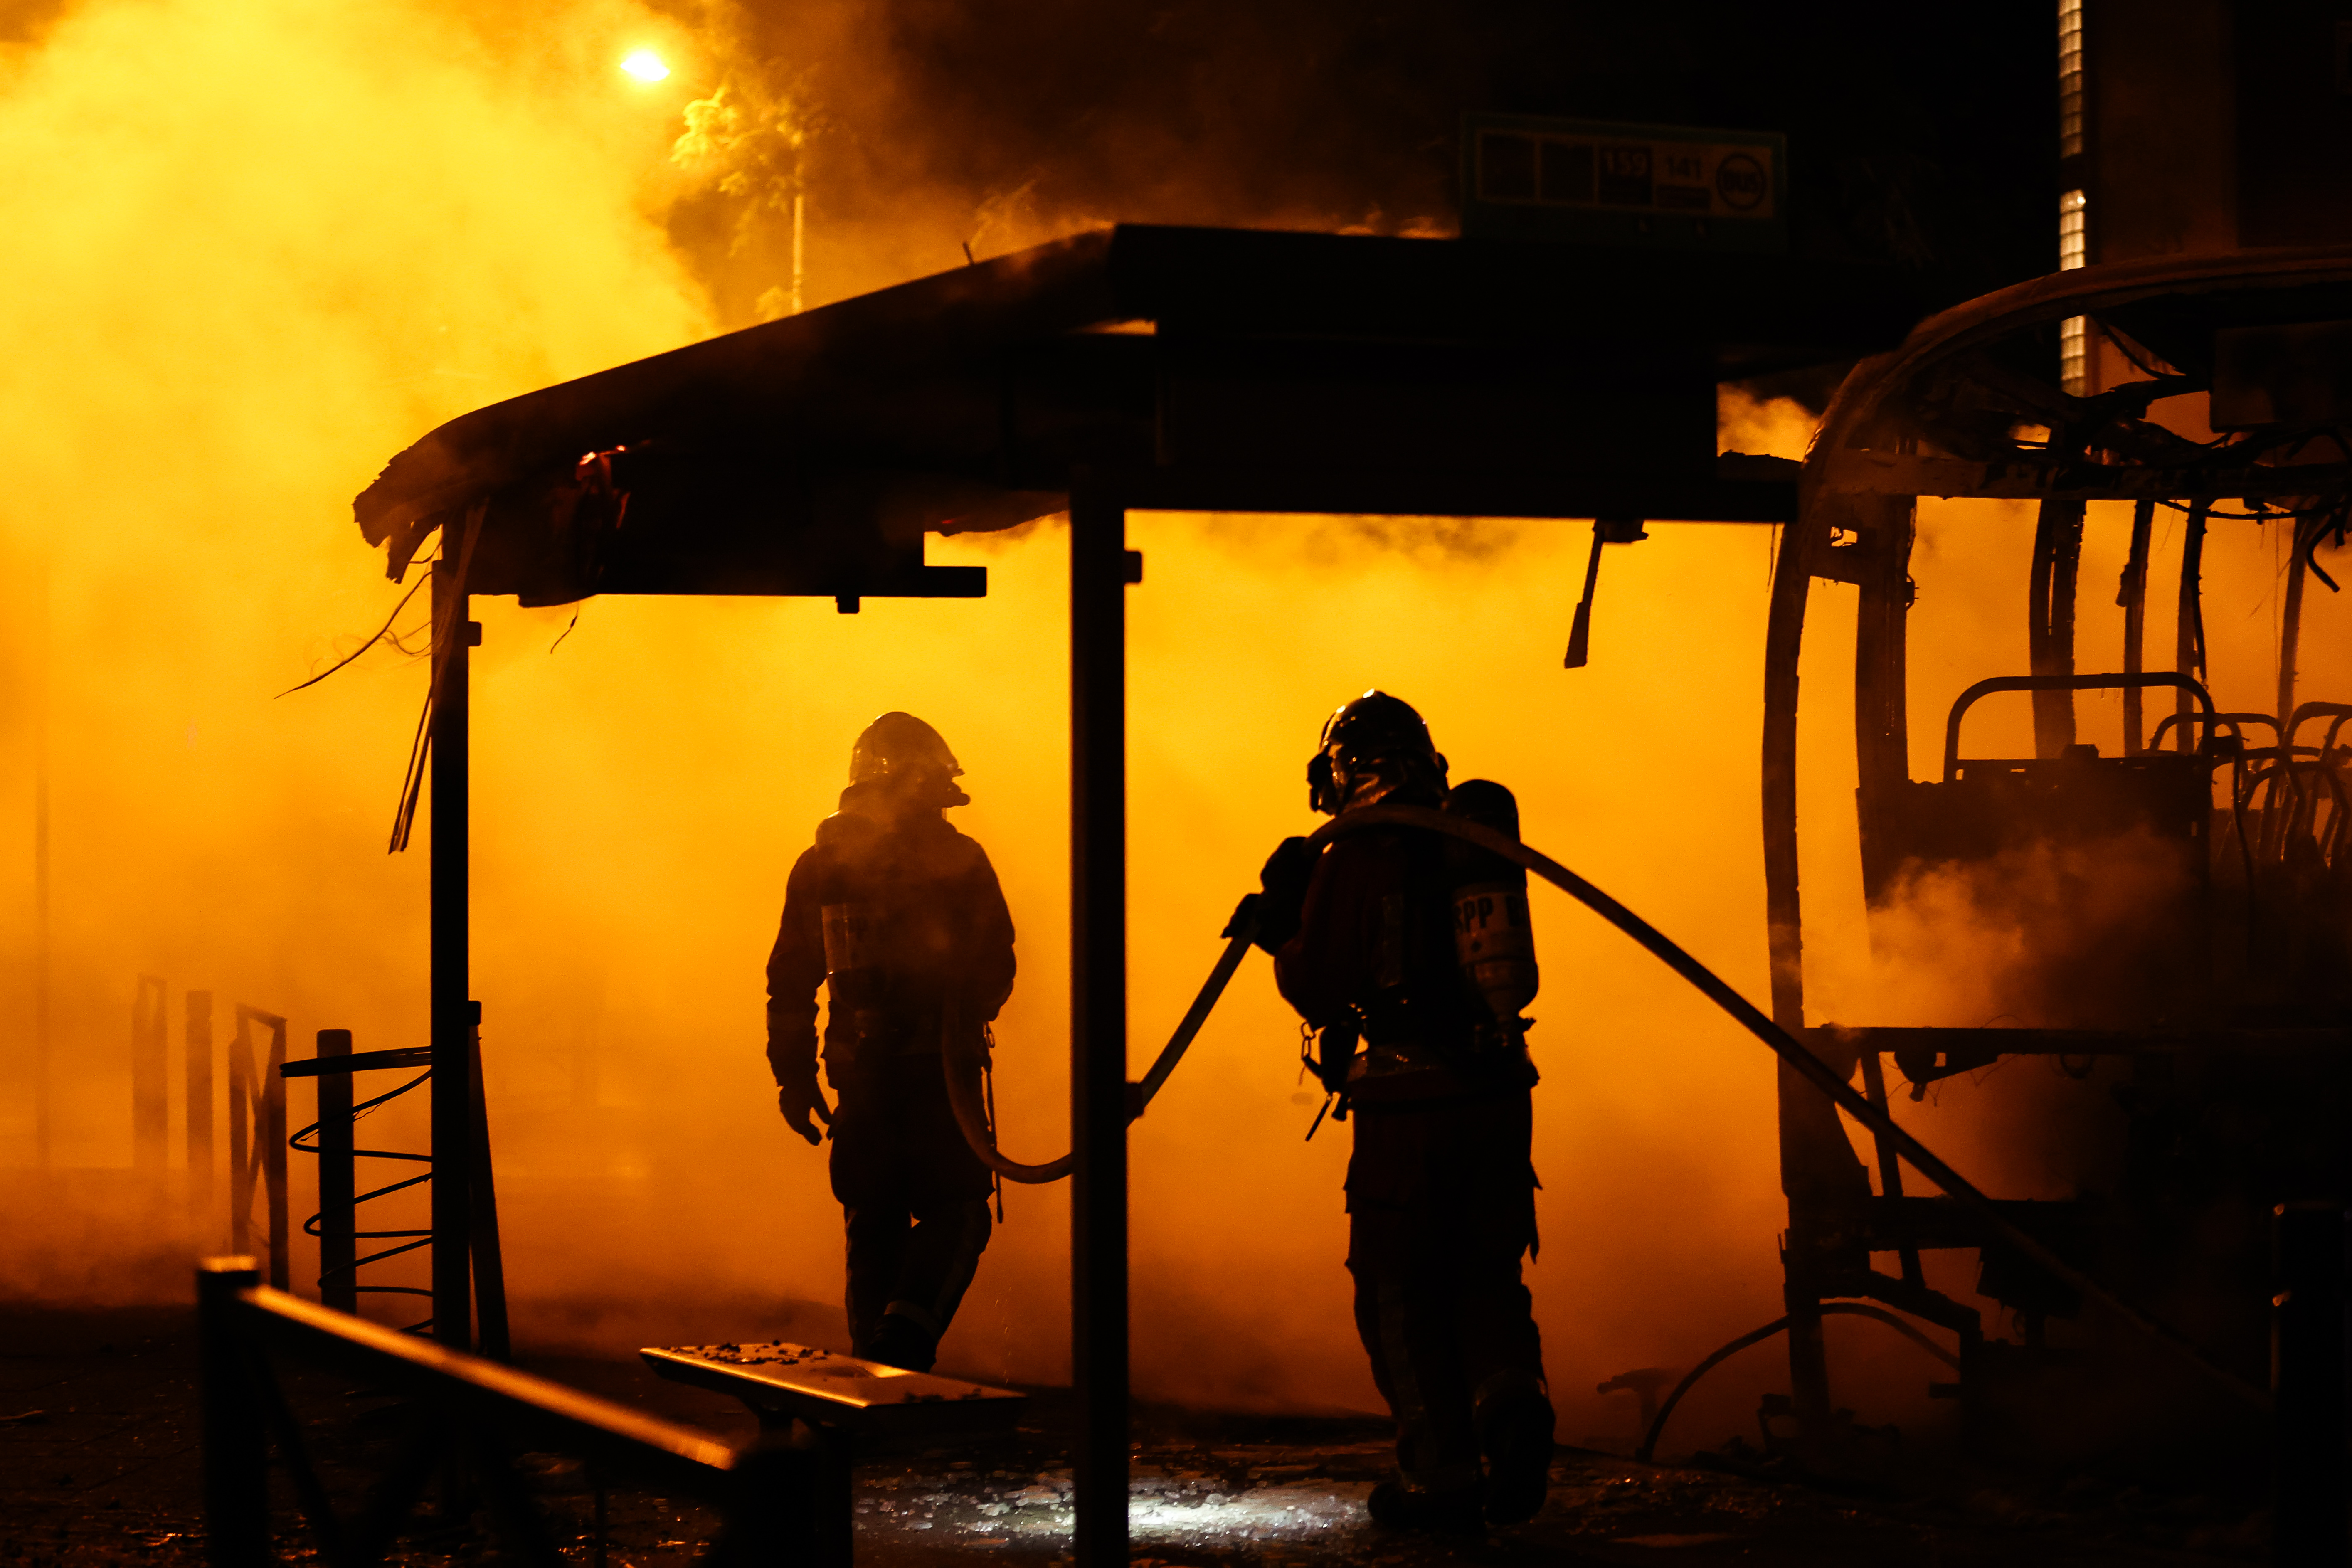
[32,551,51,1171]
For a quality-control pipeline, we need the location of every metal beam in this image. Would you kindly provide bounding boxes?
[1069,490,1128,1566]
[1817,447,2352,502]
[1084,467,1792,525]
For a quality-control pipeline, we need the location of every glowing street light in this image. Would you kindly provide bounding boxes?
[620,50,671,83]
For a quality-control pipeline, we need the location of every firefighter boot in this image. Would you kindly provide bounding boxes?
[865,1306,939,1372]
[1477,1382,1555,1526]
[1366,1480,1485,1534]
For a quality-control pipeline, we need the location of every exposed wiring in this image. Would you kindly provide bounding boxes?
[275,572,431,698]
[389,502,486,853]
[385,619,436,657]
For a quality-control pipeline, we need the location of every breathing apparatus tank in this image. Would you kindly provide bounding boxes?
[1442,780,1538,1038]
[820,902,885,1055]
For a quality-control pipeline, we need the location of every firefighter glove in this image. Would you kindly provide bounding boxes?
[777,1073,833,1147]
[1221,892,1263,942]
[1245,835,1318,955]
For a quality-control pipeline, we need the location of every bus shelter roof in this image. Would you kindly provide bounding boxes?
[354,223,1926,605]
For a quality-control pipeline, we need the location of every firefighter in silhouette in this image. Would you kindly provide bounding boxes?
[1246,691,1554,1531]
[765,712,1016,1373]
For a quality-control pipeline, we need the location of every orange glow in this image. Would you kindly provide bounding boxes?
[6,0,2348,1467]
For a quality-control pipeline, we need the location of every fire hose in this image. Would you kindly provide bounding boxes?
[941,801,2269,1412]
[941,909,1261,1184]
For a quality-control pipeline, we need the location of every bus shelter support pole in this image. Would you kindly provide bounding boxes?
[1070,491,1129,1567]
[431,560,473,1350]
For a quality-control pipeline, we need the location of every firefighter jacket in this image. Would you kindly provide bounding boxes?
[766,781,1016,1087]
[1275,816,1536,1105]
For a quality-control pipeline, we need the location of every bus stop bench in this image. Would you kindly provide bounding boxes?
[640,1342,1026,1566]
[642,1341,1024,1437]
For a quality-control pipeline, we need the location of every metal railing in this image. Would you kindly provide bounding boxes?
[127,979,290,1277]
[229,1008,290,1289]
[198,1258,807,1568]
[280,1023,508,1356]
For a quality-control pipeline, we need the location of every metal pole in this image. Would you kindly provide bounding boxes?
[2273,1201,2347,1568]
[1857,1050,1922,1290]
[188,990,215,1219]
[31,553,50,1173]
[316,1030,356,1313]
[229,1013,253,1257]
[198,1257,269,1568]
[261,1015,289,1292]
[2176,502,2210,751]
[134,976,168,1174]
[1069,492,1129,1566]
[790,187,805,317]
[1760,493,1841,1451]
[1780,1263,1832,1459]
[431,560,473,1349]
[2278,514,2319,729]
[469,1010,511,1361]
[2029,497,2086,758]
[2120,498,2153,753]
[1852,496,1916,902]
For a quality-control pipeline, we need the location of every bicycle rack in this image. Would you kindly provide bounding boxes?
[285,1030,434,1327]
[283,1024,507,1353]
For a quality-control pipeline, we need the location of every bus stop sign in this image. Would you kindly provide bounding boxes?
[1460,113,1787,254]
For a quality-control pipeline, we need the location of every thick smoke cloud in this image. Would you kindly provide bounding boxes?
[0,0,714,1270]
[5,0,2344,1462]
[684,0,2054,326]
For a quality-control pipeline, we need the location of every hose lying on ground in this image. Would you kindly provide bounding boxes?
[1632,1303,1958,1465]
[936,803,2274,1413]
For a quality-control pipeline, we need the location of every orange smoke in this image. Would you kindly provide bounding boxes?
[12,0,2344,1464]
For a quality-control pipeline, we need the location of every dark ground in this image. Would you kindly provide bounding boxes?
[0,1303,2271,1566]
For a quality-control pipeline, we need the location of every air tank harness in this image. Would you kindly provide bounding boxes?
[940,794,1532,1184]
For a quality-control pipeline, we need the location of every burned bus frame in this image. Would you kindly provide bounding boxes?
[1767,244,2352,1460]
[351,221,1924,1561]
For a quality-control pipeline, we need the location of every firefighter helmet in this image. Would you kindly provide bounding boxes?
[1307,690,1448,814]
[849,712,970,804]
